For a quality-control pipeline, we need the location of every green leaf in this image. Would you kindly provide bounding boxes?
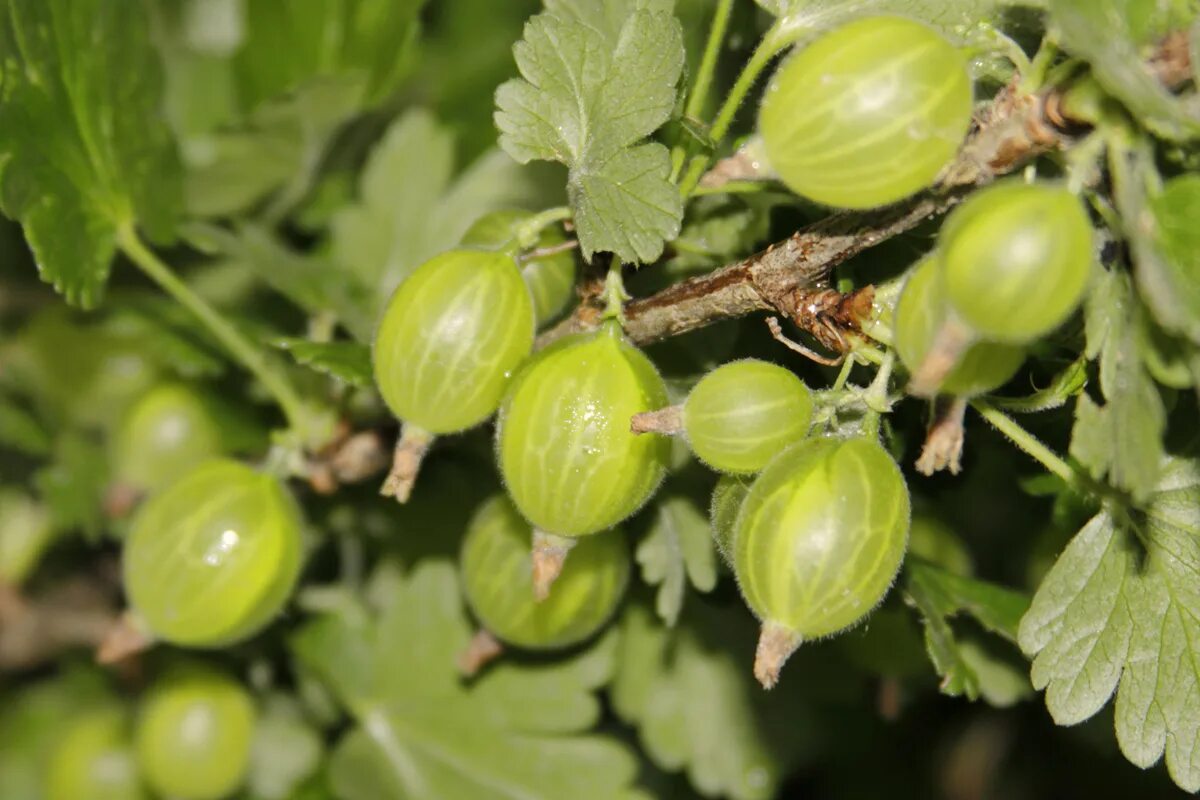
[987,357,1089,414]
[611,602,810,800]
[33,434,108,540]
[1050,0,1200,141]
[201,224,376,343]
[0,397,50,457]
[1137,175,1200,345]
[1071,269,1166,503]
[495,2,685,263]
[636,495,719,626]
[0,488,54,586]
[274,339,373,388]
[247,694,324,800]
[905,559,1032,705]
[291,560,644,800]
[0,0,182,306]
[1019,458,1200,793]
[233,0,425,113]
[331,109,545,312]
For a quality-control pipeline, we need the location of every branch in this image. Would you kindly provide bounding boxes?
[538,83,1065,349]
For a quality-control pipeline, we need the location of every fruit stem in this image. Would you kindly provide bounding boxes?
[601,263,630,324]
[379,423,435,503]
[457,629,505,678]
[531,529,576,602]
[754,621,802,690]
[679,31,783,198]
[684,0,734,121]
[116,224,315,444]
[970,399,1078,487]
[514,206,571,250]
[630,405,684,436]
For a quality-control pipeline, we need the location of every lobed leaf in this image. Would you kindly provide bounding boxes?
[905,559,1033,705]
[636,495,719,626]
[1071,269,1166,503]
[1019,459,1200,792]
[0,0,181,306]
[292,559,644,800]
[274,339,373,388]
[495,2,685,263]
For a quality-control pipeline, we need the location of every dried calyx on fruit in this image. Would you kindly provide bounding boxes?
[373,248,536,502]
[732,437,911,689]
[496,321,671,599]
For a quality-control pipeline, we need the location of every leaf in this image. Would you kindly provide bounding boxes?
[494,2,685,263]
[33,434,108,540]
[274,339,373,388]
[636,496,718,626]
[202,224,376,342]
[0,488,54,585]
[611,601,811,800]
[1137,175,1200,345]
[1071,269,1166,503]
[1050,0,1200,141]
[233,0,425,113]
[247,694,325,800]
[291,560,645,800]
[987,357,1089,413]
[905,558,1032,705]
[1019,458,1200,792]
[0,398,50,457]
[331,109,545,312]
[0,0,182,306]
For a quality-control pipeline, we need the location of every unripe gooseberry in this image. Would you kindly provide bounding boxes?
[0,488,53,585]
[497,322,671,538]
[461,210,577,327]
[683,359,814,474]
[939,180,1094,343]
[111,385,224,493]
[710,474,751,569]
[135,665,256,800]
[894,255,1025,396]
[45,706,148,800]
[461,495,629,649]
[733,437,910,688]
[373,248,535,434]
[758,16,973,210]
[123,459,304,647]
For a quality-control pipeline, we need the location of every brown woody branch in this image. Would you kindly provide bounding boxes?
[538,83,1067,350]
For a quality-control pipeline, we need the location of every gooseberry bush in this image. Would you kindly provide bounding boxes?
[2,1,1200,798]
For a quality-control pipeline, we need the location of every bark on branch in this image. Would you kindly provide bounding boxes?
[538,83,1067,350]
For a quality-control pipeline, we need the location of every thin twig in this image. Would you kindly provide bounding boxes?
[538,83,1067,350]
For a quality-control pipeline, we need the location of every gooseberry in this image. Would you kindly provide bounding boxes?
[733,437,910,688]
[44,706,147,800]
[683,359,814,474]
[709,474,751,568]
[460,210,577,326]
[497,322,671,538]
[373,248,535,435]
[135,665,256,800]
[111,385,225,493]
[0,488,54,585]
[894,255,1025,396]
[460,495,629,649]
[758,16,973,209]
[939,180,1094,343]
[122,459,304,647]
